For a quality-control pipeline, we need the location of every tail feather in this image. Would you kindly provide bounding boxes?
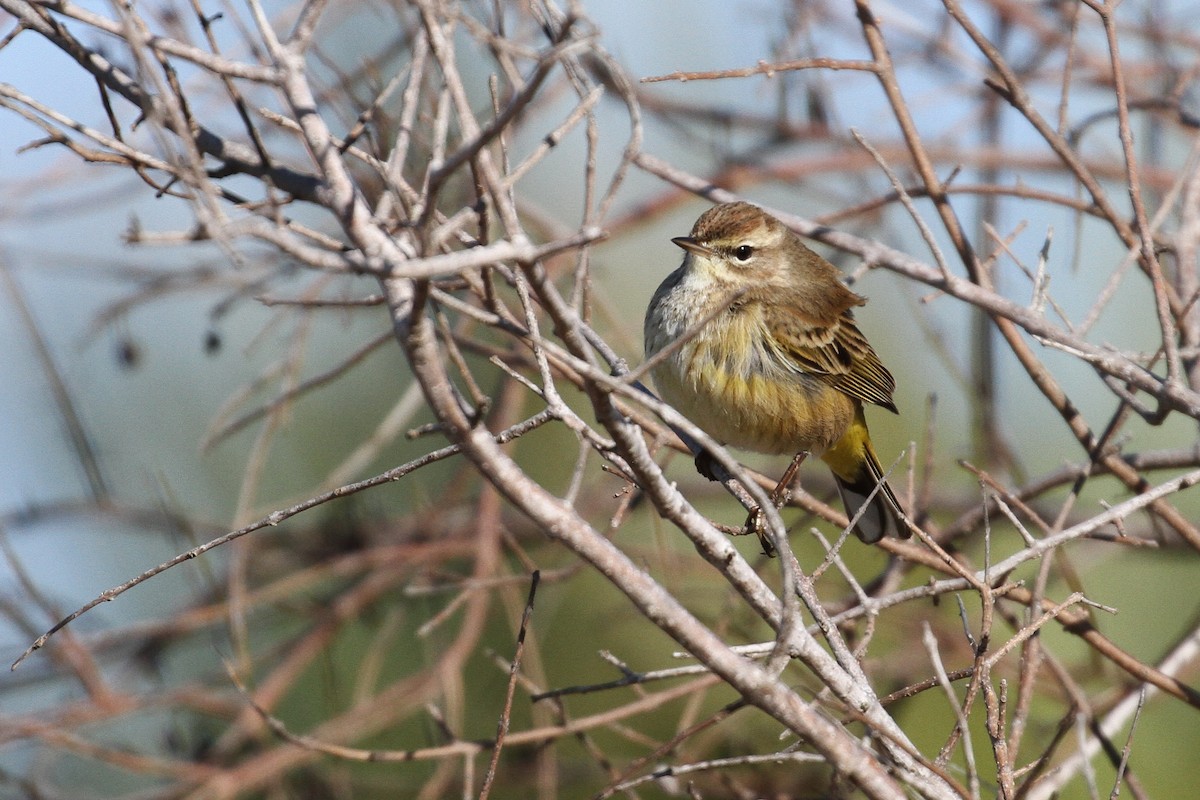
[832,446,907,543]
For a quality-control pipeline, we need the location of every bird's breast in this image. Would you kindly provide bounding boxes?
[646,290,855,455]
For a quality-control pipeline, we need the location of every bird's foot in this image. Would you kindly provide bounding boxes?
[742,507,777,557]
[693,450,719,481]
[740,452,809,558]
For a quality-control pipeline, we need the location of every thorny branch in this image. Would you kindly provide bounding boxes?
[2,1,1199,798]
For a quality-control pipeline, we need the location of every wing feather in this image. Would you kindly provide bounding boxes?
[766,306,897,412]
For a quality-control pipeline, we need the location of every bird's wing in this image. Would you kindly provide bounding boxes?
[766,307,897,412]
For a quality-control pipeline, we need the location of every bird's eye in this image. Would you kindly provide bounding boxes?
[733,245,754,261]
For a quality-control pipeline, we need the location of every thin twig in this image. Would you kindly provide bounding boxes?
[479,570,539,800]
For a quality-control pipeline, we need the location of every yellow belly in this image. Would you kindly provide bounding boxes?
[644,271,858,457]
[650,341,855,457]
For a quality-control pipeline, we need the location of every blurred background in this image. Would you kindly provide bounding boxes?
[2,1,1200,797]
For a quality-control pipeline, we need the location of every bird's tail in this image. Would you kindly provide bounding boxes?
[831,444,907,543]
[820,408,908,543]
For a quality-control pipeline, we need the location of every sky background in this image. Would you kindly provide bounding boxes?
[3,2,1200,795]
[0,0,1188,643]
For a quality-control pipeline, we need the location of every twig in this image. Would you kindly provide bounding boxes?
[479,570,539,800]
[12,411,558,670]
[642,57,878,83]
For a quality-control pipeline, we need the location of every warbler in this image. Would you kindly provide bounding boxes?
[643,201,907,543]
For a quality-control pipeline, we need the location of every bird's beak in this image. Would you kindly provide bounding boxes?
[672,236,712,256]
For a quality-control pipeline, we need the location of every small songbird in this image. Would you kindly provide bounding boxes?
[643,201,907,543]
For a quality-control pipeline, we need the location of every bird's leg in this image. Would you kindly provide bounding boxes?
[771,452,807,507]
[745,452,808,557]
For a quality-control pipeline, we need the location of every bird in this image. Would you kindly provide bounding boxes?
[643,201,907,545]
